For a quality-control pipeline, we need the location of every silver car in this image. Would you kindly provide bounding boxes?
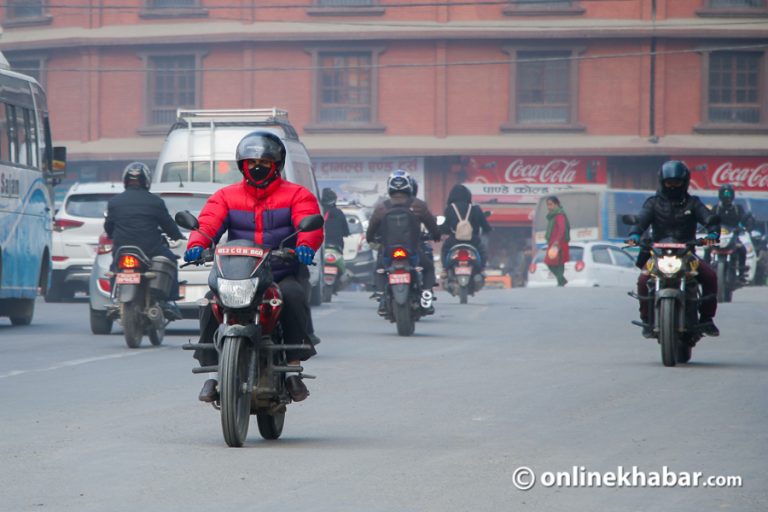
[88,182,221,334]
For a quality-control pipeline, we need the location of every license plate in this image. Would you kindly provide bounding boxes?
[116,273,140,284]
[324,266,338,275]
[455,266,472,275]
[389,272,411,285]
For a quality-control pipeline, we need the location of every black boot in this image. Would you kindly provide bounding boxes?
[699,317,720,337]
[198,379,219,402]
[286,375,309,402]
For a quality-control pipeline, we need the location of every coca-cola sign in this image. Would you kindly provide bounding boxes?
[677,157,768,192]
[464,156,606,186]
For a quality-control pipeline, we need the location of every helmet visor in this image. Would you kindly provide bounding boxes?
[660,165,686,181]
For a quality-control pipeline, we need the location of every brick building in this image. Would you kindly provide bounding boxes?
[2,0,767,249]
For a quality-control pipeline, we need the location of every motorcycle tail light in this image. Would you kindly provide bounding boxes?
[456,249,471,261]
[392,248,408,259]
[529,263,537,274]
[574,260,585,272]
[118,255,140,270]
[97,232,113,255]
[325,252,337,264]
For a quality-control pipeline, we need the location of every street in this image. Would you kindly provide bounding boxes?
[1,286,766,512]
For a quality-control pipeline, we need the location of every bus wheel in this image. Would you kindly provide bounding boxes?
[10,299,35,326]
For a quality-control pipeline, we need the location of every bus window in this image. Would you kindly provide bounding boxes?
[18,108,31,166]
[26,107,39,169]
[0,103,6,161]
[6,104,18,162]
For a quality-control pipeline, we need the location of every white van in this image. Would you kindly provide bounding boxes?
[153,108,324,304]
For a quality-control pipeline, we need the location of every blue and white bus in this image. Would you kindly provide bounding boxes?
[0,63,66,325]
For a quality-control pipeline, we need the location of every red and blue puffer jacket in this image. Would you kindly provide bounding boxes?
[187,177,323,280]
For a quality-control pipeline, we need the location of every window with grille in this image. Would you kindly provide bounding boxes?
[510,0,573,7]
[708,52,762,124]
[316,0,375,5]
[147,0,199,7]
[317,52,373,124]
[516,51,571,124]
[7,0,44,19]
[708,0,766,9]
[147,55,197,126]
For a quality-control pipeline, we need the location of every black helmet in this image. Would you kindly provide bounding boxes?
[658,160,690,201]
[122,161,151,190]
[718,184,735,206]
[320,187,337,207]
[387,169,413,197]
[235,131,286,188]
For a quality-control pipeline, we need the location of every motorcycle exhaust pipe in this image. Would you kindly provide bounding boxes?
[146,305,165,329]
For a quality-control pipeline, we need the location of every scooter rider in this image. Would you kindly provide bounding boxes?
[626,160,721,338]
[713,184,755,282]
[366,169,440,315]
[440,183,492,270]
[104,162,184,318]
[320,188,350,251]
[184,131,323,403]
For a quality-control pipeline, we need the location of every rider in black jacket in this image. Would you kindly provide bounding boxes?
[627,161,721,338]
[105,162,184,310]
[713,184,755,282]
[320,188,350,250]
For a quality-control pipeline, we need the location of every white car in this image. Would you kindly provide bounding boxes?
[88,182,221,334]
[338,202,376,288]
[48,182,122,301]
[527,241,639,288]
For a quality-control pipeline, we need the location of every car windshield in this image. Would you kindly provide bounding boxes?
[65,193,116,218]
[535,245,584,263]
[159,193,210,220]
[162,161,241,184]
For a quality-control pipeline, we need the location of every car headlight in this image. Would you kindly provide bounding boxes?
[217,278,258,308]
[657,256,682,276]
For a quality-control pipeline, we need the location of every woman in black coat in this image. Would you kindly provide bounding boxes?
[440,184,492,267]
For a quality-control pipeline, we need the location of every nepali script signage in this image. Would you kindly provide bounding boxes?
[674,157,768,193]
[463,156,607,204]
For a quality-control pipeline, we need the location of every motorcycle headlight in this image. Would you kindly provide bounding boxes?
[217,278,258,308]
[657,256,682,276]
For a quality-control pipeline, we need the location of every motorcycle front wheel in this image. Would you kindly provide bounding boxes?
[220,336,251,447]
[121,302,143,349]
[658,299,677,367]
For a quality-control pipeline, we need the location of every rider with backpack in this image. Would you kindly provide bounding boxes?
[366,169,441,315]
[440,184,492,270]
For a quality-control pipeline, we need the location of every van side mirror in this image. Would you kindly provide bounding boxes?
[175,210,199,231]
[484,210,492,218]
[298,214,324,232]
[622,214,639,226]
[46,146,67,185]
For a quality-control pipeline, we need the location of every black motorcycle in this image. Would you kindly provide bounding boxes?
[710,226,746,303]
[108,246,177,348]
[177,211,324,447]
[380,244,425,336]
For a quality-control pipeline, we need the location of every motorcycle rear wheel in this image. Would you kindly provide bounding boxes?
[122,302,143,349]
[394,302,415,337]
[220,336,251,447]
[659,299,677,367]
[256,410,285,440]
[148,322,164,346]
[459,286,468,305]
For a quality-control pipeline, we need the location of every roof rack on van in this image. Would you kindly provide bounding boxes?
[171,108,298,140]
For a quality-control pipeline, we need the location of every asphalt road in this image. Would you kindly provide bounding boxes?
[1,286,766,512]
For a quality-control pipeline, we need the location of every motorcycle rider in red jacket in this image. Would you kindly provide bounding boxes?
[184,131,323,403]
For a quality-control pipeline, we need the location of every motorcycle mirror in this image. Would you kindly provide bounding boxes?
[484,210,492,218]
[297,214,324,232]
[436,215,446,226]
[175,210,199,231]
[622,214,639,226]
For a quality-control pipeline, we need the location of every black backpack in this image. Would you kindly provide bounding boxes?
[380,200,421,250]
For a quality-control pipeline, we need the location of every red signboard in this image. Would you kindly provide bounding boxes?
[674,156,768,193]
[460,156,607,204]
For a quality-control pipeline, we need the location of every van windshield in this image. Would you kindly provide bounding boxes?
[162,161,241,184]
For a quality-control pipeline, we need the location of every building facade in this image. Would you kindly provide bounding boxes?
[2,0,767,251]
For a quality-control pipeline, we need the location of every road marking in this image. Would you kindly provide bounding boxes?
[0,350,167,379]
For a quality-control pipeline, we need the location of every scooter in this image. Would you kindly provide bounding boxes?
[322,245,345,303]
[108,246,177,348]
[443,243,485,304]
[177,211,324,447]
